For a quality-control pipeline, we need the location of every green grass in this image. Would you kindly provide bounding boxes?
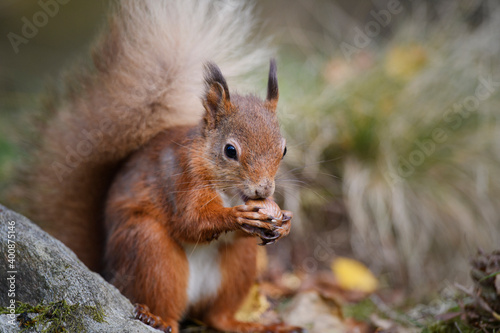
[343,298,378,322]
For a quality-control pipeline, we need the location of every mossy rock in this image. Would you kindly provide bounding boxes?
[0,204,157,332]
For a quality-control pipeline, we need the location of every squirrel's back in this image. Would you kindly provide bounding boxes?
[21,0,271,271]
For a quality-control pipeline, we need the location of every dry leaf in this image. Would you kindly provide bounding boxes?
[234,284,270,323]
[281,291,346,333]
[331,257,378,294]
[280,272,302,291]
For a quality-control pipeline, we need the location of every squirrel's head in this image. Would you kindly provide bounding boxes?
[200,60,286,202]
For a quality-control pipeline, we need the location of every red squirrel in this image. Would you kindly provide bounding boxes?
[105,61,298,333]
[18,1,301,332]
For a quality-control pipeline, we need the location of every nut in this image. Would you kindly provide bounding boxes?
[245,198,283,221]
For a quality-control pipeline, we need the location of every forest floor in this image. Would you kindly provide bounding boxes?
[177,251,500,333]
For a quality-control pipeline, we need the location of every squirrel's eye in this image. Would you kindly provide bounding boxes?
[224,144,238,160]
[282,146,287,159]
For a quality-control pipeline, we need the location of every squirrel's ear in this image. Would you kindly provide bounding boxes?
[203,62,231,129]
[265,58,279,112]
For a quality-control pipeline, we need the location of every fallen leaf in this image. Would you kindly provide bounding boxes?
[281,291,346,333]
[281,272,302,291]
[331,257,378,294]
[234,284,270,323]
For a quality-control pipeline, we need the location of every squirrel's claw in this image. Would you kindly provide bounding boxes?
[258,229,281,246]
[281,210,293,222]
[134,303,172,333]
[260,217,292,245]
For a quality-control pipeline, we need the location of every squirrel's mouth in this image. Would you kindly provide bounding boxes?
[239,191,270,202]
[219,188,269,206]
[239,190,266,203]
[240,194,251,203]
[218,188,248,207]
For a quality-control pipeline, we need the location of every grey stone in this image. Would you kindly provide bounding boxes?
[0,204,157,332]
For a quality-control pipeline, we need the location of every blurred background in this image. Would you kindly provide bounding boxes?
[1,0,499,307]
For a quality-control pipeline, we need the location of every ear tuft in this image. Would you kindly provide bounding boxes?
[204,62,230,101]
[266,58,279,111]
[202,62,231,130]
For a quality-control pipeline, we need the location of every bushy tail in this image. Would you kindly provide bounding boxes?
[21,0,271,271]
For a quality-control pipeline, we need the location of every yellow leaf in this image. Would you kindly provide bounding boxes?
[234,284,270,323]
[331,257,378,294]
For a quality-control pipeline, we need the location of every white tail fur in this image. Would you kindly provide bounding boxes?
[95,0,272,127]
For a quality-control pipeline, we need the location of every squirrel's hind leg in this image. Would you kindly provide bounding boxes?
[105,214,189,333]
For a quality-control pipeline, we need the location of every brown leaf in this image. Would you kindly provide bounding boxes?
[281,291,346,333]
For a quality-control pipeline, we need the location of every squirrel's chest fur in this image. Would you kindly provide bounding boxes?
[183,242,222,305]
[182,235,231,306]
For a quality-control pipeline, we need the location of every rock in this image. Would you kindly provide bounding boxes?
[0,204,157,333]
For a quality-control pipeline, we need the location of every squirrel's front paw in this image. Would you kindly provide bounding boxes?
[256,210,292,245]
[233,204,278,229]
[232,204,291,245]
[254,208,292,245]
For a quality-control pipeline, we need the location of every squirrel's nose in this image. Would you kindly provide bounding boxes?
[253,179,275,199]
